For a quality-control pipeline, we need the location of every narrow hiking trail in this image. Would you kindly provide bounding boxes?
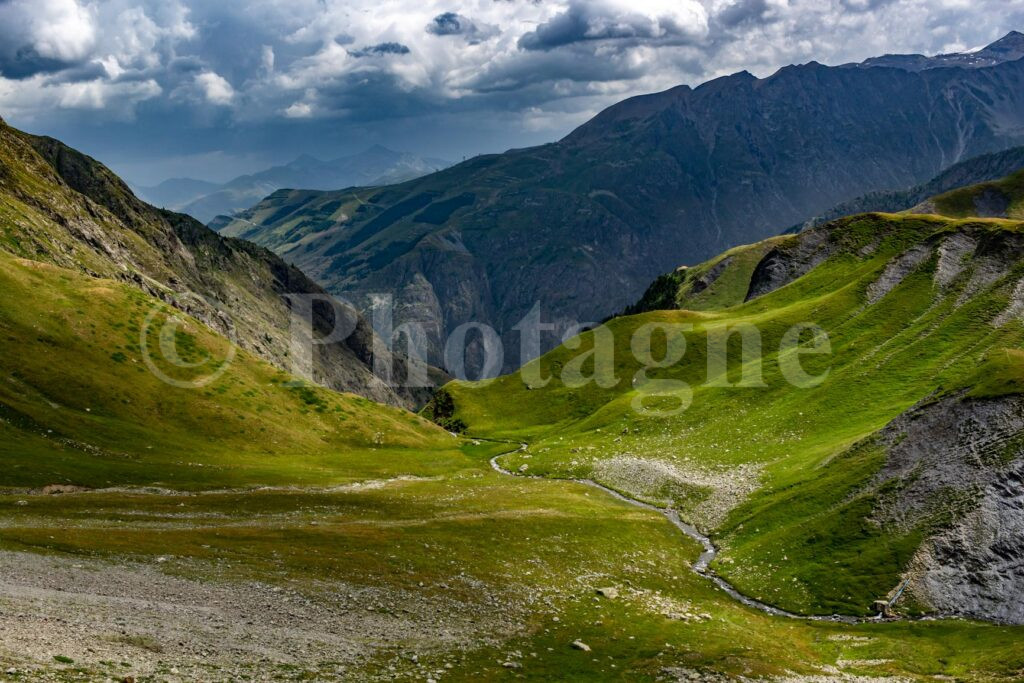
[487,444,909,626]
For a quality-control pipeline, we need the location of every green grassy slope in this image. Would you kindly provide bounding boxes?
[923,169,1024,219]
[795,145,1024,231]
[625,238,786,314]
[442,212,1024,616]
[0,252,462,490]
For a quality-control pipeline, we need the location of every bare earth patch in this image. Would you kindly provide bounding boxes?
[591,456,763,530]
[0,550,521,681]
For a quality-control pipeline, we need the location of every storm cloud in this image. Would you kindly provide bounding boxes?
[1,0,1021,186]
[518,0,708,51]
[428,12,473,36]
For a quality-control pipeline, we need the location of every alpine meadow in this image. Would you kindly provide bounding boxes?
[1,2,1024,682]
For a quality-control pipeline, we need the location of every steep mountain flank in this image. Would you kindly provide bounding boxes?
[441,211,1024,621]
[0,118,438,408]
[218,36,1024,373]
[795,146,1024,230]
[0,250,460,489]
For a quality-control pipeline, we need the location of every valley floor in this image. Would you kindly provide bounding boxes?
[1,446,1022,682]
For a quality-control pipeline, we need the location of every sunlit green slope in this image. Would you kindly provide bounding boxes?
[443,212,1024,617]
[920,168,1024,219]
[0,251,463,490]
[0,117,437,408]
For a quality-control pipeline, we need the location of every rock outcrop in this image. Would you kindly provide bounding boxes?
[869,394,1024,624]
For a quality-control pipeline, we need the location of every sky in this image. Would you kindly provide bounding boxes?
[1,0,1023,186]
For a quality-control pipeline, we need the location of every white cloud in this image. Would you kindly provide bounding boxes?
[284,101,313,118]
[58,77,162,109]
[2,0,98,63]
[0,72,161,118]
[195,71,235,105]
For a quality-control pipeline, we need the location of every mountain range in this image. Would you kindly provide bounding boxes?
[215,33,1024,375]
[136,146,450,224]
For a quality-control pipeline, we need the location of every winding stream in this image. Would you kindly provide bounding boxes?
[489,446,883,625]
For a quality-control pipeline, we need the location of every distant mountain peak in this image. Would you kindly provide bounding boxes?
[979,30,1024,55]
[990,29,1024,43]
[143,146,452,223]
[857,30,1024,72]
[287,153,325,170]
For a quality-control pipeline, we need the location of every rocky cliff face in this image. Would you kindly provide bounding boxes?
[868,394,1024,624]
[217,38,1024,375]
[0,121,439,409]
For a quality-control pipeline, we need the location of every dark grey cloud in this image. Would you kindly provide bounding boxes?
[349,42,412,58]
[467,45,653,93]
[0,48,74,80]
[839,0,898,13]
[426,11,497,44]
[427,12,473,36]
[715,0,771,29]
[46,60,111,84]
[519,1,707,52]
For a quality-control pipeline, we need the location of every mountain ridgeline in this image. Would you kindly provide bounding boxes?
[215,34,1024,375]
[629,165,1024,315]
[0,118,440,409]
[139,146,450,224]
